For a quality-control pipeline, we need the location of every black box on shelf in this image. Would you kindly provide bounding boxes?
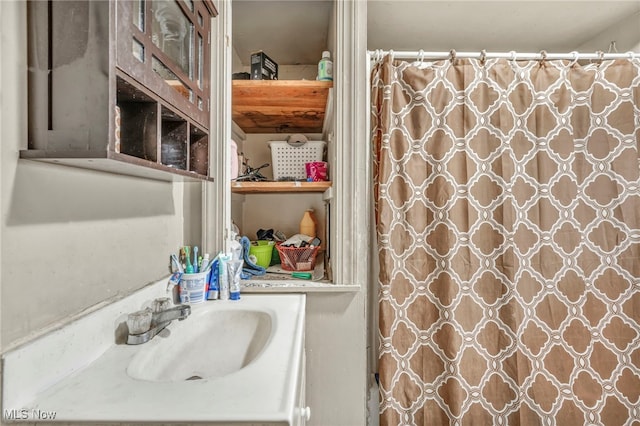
[250,51,278,80]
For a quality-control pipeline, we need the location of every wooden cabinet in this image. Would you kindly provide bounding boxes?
[22,0,216,182]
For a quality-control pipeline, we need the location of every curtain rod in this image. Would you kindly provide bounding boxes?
[367,49,638,62]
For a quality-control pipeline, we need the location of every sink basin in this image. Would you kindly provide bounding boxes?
[3,292,306,424]
[127,309,272,382]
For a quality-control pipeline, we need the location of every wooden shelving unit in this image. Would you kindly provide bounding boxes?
[231,181,331,194]
[232,80,333,133]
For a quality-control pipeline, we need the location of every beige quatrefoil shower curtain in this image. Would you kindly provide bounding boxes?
[372,55,640,425]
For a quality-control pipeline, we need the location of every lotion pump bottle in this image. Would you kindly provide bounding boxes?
[318,51,333,81]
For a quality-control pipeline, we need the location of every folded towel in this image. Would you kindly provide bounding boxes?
[240,236,267,278]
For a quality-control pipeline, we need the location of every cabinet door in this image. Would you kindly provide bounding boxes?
[115,0,215,129]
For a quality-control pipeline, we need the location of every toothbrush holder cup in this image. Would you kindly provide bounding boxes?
[179,271,210,304]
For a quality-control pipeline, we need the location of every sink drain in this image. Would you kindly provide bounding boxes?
[186,375,203,381]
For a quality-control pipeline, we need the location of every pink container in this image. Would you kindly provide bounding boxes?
[305,161,328,181]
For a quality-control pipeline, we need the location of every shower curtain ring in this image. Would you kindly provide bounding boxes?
[569,51,579,67]
[509,51,517,62]
[418,49,425,64]
[389,49,395,61]
[628,51,637,61]
[449,49,457,63]
[597,50,605,65]
[479,49,487,66]
[539,50,548,64]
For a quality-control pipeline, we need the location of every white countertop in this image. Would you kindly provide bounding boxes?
[3,278,306,425]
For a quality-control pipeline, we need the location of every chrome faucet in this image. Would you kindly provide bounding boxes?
[126,299,191,345]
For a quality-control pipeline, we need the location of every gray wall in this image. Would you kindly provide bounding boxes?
[1,1,201,352]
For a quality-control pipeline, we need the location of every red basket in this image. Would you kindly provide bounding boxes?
[276,245,320,271]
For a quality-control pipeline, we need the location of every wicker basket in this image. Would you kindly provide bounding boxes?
[276,245,320,271]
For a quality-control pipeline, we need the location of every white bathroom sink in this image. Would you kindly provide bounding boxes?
[3,292,306,424]
[127,308,272,382]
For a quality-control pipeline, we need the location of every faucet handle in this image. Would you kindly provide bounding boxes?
[152,297,172,313]
[126,308,152,335]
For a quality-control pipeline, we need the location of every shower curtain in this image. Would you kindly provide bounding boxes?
[372,55,640,425]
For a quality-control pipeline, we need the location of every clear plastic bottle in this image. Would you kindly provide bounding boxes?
[318,51,333,81]
[300,209,317,238]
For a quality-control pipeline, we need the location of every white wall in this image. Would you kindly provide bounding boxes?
[0,1,200,351]
[577,11,640,53]
[233,63,319,80]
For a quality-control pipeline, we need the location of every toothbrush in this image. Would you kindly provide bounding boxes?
[184,246,194,273]
[170,254,184,273]
[179,247,186,268]
[193,246,199,273]
[200,253,210,272]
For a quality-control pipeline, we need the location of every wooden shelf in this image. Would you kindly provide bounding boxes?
[231,181,331,193]
[232,80,333,133]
